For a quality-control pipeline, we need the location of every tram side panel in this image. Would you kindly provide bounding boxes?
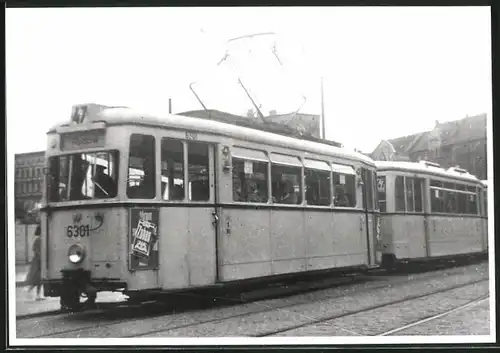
[307,211,370,269]
[270,209,307,275]
[218,208,371,282]
[388,215,427,260]
[218,208,273,282]
[427,216,483,257]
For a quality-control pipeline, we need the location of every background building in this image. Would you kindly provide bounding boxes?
[15,151,45,223]
[371,113,487,180]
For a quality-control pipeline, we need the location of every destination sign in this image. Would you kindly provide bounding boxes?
[61,130,106,151]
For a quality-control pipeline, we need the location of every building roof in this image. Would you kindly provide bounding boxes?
[375,113,487,157]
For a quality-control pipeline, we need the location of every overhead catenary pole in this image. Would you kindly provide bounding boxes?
[321,76,326,139]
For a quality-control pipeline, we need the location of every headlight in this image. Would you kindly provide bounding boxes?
[68,244,85,264]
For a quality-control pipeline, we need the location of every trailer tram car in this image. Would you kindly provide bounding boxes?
[375,160,488,269]
[41,104,380,311]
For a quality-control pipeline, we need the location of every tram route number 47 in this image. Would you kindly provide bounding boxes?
[67,225,91,237]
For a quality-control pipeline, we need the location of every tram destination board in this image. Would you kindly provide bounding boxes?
[129,208,159,270]
[60,129,106,151]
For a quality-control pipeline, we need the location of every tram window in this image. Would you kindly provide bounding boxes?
[377,176,386,212]
[233,158,269,203]
[161,138,185,201]
[457,191,467,214]
[430,180,442,187]
[271,164,302,205]
[362,169,374,210]
[466,193,478,214]
[373,172,379,211]
[414,178,423,212]
[332,164,356,207]
[128,134,155,199]
[48,151,119,201]
[430,187,444,213]
[484,191,488,217]
[405,177,414,212]
[445,190,458,213]
[305,168,331,206]
[187,142,209,201]
[395,176,406,211]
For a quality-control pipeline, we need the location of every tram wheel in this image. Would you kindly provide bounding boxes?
[60,291,82,313]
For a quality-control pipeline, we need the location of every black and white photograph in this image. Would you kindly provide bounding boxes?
[7,5,495,346]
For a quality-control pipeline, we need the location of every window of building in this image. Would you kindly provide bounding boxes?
[332,163,356,207]
[187,142,210,201]
[304,159,331,206]
[377,176,386,212]
[395,176,405,211]
[127,134,156,199]
[271,154,302,205]
[161,138,185,201]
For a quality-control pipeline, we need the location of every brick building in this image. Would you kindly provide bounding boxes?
[15,151,45,223]
[371,113,487,180]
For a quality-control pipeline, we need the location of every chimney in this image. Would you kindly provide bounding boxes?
[269,110,277,116]
[246,109,254,118]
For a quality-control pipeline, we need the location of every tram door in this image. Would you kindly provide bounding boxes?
[156,138,218,290]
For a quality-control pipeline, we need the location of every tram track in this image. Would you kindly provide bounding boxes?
[377,294,490,336]
[17,261,488,338]
[253,278,489,337]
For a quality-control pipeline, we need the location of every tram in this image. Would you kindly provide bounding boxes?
[41,103,380,311]
[375,160,487,268]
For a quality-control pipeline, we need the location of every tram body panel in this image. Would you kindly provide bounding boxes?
[270,209,307,275]
[386,214,427,260]
[185,207,218,286]
[427,216,483,257]
[218,208,272,282]
[305,211,369,270]
[365,213,378,266]
[44,207,125,281]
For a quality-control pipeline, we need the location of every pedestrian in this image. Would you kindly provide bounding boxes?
[25,224,44,301]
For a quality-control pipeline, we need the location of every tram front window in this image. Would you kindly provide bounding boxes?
[47,151,119,202]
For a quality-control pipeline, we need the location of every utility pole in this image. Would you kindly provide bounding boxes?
[321,76,326,139]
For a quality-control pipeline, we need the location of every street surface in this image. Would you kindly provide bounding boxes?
[15,261,490,339]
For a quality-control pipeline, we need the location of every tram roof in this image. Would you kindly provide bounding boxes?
[375,160,481,183]
[49,107,375,166]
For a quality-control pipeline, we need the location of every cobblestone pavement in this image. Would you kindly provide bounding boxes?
[16,262,489,339]
[389,298,490,336]
[272,280,489,336]
[137,269,487,337]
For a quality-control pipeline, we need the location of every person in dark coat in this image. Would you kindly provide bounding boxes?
[25,224,43,300]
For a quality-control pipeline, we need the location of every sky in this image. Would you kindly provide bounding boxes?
[6,6,492,154]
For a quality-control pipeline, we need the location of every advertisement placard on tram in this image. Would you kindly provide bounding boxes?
[129,208,159,270]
